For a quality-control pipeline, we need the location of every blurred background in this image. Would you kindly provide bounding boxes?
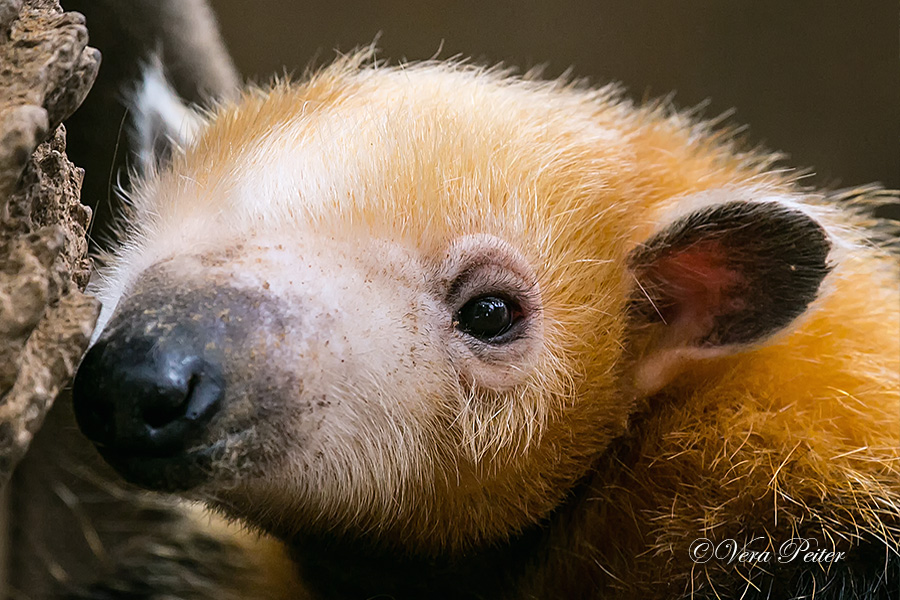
[208,0,898,191]
[65,0,899,241]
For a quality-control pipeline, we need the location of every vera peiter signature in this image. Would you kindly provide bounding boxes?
[689,536,848,566]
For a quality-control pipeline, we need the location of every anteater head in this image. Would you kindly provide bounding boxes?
[73,54,831,552]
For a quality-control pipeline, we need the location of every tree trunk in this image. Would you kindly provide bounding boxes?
[0,0,100,592]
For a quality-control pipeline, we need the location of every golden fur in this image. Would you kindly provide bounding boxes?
[86,51,899,598]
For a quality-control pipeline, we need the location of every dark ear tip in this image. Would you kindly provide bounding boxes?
[629,201,832,266]
[628,199,833,348]
[707,202,833,346]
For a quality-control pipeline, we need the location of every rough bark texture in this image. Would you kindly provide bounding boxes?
[3,2,239,596]
[0,0,100,489]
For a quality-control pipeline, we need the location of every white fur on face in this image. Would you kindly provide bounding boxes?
[89,60,644,548]
[93,215,551,546]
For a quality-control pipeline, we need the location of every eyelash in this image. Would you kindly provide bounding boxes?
[448,269,531,311]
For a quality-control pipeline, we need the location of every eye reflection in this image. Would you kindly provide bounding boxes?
[456,296,520,341]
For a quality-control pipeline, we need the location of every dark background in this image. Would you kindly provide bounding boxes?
[209,0,898,192]
[65,1,899,242]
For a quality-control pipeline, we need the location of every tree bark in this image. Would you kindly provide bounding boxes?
[0,0,99,591]
[0,0,99,491]
[1,2,240,596]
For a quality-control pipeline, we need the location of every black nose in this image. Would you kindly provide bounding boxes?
[72,331,225,457]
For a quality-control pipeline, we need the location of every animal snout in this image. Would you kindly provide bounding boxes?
[73,327,225,457]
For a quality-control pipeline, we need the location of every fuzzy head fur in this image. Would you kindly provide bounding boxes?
[77,51,899,589]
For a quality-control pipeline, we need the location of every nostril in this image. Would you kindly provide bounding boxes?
[73,335,225,456]
[143,373,201,429]
[141,367,223,430]
[182,371,222,423]
[132,354,225,453]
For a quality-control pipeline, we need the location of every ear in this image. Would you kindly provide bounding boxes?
[130,56,206,175]
[626,198,832,394]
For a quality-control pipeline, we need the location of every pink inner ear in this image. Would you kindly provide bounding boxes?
[643,240,746,342]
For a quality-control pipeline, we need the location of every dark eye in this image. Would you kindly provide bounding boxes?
[456,296,521,341]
